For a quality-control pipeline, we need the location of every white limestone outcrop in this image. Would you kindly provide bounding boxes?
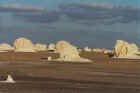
[93,48,104,53]
[13,37,35,52]
[56,40,91,62]
[0,43,14,51]
[114,40,140,59]
[84,46,92,52]
[48,43,56,51]
[34,43,47,51]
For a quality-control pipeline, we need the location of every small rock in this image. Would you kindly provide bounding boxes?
[34,43,47,51]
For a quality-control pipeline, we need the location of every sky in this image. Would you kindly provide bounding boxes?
[0,0,140,7]
[0,0,140,49]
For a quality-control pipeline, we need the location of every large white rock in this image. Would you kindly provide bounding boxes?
[0,43,14,51]
[48,43,56,51]
[114,40,140,59]
[56,40,91,62]
[13,37,35,52]
[34,43,47,51]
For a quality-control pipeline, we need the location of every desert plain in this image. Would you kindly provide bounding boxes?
[0,51,139,93]
[0,38,140,93]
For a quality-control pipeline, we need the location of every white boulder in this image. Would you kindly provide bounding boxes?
[93,48,104,53]
[56,40,91,62]
[48,43,56,51]
[0,43,14,51]
[13,37,35,52]
[34,43,47,51]
[47,56,52,61]
[84,46,92,52]
[114,40,140,58]
[104,49,113,54]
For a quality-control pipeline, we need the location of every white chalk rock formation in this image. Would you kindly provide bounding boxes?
[34,43,47,51]
[0,75,15,83]
[56,40,91,62]
[84,46,92,52]
[104,49,113,54]
[114,40,140,59]
[47,56,52,61]
[13,37,35,52]
[93,48,104,53]
[6,75,16,83]
[78,48,82,52]
[48,43,56,51]
[0,43,14,51]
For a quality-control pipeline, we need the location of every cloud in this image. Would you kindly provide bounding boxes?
[14,10,61,23]
[0,4,62,24]
[58,3,140,25]
[0,4,45,12]
[9,2,140,24]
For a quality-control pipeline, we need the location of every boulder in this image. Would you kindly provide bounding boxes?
[104,49,113,54]
[78,48,82,52]
[47,56,52,61]
[56,40,91,62]
[114,40,140,58]
[93,48,104,53]
[13,37,35,52]
[0,43,14,51]
[34,43,47,51]
[114,40,127,57]
[84,46,92,52]
[48,43,56,51]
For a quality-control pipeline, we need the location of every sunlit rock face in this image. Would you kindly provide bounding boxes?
[92,48,113,54]
[114,40,140,59]
[56,41,79,58]
[103,49,113,54]
[48,43,56,51]
[34,43,47,51]
[13,37,35,52]
[93,48,104,53]
[84,46,92,52]
[56,40,91,62]
[0,43,14,51]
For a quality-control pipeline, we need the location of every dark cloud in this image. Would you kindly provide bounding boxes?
[14,10,61,23]
[0,4,45,12]
[12,2,140,24]
[58,3,140,25]
[0,4,62,24]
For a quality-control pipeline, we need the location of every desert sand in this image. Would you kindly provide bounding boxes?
[0,37,140,93]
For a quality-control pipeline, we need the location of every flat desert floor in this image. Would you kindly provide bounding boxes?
[0,51,140,93]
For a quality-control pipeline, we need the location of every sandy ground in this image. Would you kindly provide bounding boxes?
[0,51,140,93]
[0,61,140,93]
